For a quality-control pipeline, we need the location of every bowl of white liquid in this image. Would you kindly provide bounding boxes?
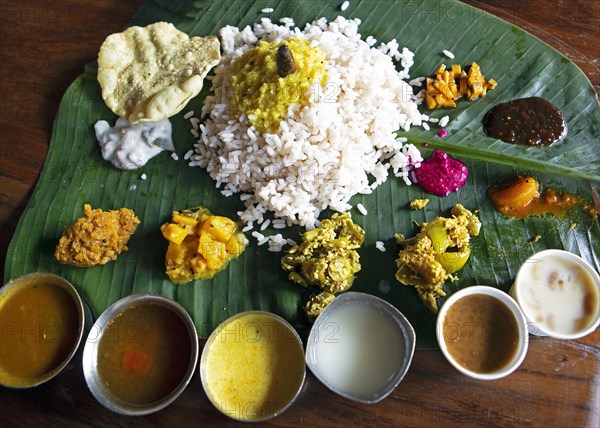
[511,249,600,339]
[305,292,415,403]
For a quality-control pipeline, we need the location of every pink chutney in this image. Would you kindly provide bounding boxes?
[412,150,468,197]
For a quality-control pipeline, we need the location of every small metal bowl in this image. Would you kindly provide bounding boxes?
[305,292,416,404]
[200,310,306,422]
[82,294,199,416]
[0,272,90,388]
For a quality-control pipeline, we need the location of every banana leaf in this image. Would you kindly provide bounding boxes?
[4,0,599,349]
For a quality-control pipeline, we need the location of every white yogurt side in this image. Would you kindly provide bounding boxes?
[311,302,405,399]
[94,118,174,170]
[517,254,599,335]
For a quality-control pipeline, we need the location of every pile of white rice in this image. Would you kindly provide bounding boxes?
[189,16,424,231]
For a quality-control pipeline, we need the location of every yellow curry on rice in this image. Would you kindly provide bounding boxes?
[230,38,328,133]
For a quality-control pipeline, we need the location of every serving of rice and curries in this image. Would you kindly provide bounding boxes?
[188,16,424,233]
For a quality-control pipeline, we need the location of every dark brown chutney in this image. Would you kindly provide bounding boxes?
[483,97,567,146]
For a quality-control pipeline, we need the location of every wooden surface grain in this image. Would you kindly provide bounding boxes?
[1,1,599,427]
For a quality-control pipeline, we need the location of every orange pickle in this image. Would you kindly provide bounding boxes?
[487,176,584,218]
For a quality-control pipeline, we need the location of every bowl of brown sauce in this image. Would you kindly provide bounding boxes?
[0,272,89,388]
[436,286,528,380]
[82,294,199,415]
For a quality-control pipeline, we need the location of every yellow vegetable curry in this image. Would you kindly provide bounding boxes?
[161,207,248,284]
[395,204,481,312]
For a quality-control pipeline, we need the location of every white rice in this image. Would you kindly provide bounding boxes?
[341,1,350,11]
[408,76,425,86]
[443,49,455,59]
[375,241,386,252]
[422,122,430,131]
[191,16,423,229]
[184,110,194,119]
[171,153,179,161]
[356,203,367,215]
[140,173,147,180]
[261,7,274,13]
[189,117,200,130]
[439,115,450,127]
[267,233,287,252]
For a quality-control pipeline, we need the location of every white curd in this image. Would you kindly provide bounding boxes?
[94,118,174,170]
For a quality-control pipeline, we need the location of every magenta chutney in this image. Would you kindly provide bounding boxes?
[412,150,468,197]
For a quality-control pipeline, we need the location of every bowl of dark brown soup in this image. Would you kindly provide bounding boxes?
[436,286,528,380]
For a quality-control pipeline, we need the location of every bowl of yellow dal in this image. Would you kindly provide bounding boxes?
[200,310,306,422]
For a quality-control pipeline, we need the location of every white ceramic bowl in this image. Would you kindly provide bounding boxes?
[510,249,600,339]
[436,286,528,380]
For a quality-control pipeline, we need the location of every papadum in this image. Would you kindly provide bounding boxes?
[97,22,220,123]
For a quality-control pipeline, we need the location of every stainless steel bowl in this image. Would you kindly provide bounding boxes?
[0,272,90,388]
[305,292,416,404]
[200,310,306,422]
[82,294,199,415]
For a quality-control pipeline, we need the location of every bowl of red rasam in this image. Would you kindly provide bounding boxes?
[82,294,199,415]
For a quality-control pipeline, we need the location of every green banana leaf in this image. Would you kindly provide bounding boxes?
[4,0,599,349]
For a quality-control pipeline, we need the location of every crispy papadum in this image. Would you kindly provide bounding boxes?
[97,22,220,123]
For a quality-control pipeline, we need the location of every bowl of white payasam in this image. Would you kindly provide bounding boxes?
[436,286,528,380]
[511,249,600,339]
[305,292,415,403]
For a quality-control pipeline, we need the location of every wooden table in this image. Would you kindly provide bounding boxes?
[1,1,598,426]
